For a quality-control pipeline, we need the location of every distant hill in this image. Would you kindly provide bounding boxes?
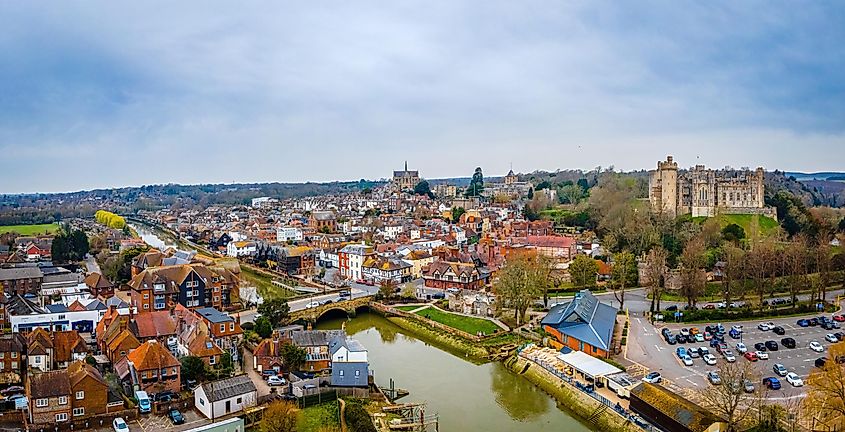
[785,171,845,181]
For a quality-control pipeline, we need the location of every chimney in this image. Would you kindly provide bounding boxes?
[129,306,135,323]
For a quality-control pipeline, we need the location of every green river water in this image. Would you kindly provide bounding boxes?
[317,312,594,432]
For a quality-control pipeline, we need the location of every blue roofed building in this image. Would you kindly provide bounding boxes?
[540,289,618,358]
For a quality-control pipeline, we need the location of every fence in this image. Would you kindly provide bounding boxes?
[28,408,138,432]
[518,347,656,432]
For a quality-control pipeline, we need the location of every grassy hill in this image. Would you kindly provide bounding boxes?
[0,223,60,236]
[690,214,779,238]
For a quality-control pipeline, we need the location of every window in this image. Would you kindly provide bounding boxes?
[56,413,68,422]
[230,323,235,331]
[34,356,41,364]
[11,361,17,369]
[36,398,48,407]
[143,293,149,299]
[11,352,16,358]
[236,397,242,404]
[73,407,85,416]
[199,398,205,406]
[172,367,177,374]
[214,296,219,303]
[0,352,4,359]
[58,396,67,405]
[209,356,216,365]
[339,370,344,376]
[144,304,150,310]
[58,314,66,320]
[355,370,360,377]
[592,346,597,353]
[76,391,84,400]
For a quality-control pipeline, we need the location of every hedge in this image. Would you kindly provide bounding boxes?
[344,401,377,432]
[677,302,834,323]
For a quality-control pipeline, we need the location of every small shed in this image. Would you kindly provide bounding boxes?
[630,382,726,432]
[195,375,257,420]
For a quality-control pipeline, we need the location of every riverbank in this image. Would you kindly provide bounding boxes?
[386,315,490,360]
[504,356,638,432]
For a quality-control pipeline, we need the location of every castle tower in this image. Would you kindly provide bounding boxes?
[649,156,679,216]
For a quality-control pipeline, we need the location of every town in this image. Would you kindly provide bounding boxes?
[0,156,844,432]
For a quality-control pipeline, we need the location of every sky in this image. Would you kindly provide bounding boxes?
[1,1,844,193]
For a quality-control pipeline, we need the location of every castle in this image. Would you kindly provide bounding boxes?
[649,156,776,219]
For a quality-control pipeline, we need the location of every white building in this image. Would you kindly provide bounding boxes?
[251,197,278,208]
[226,241,256,257]
[331,338,368,363]
[382,225,404,240]
[194,375,257,420]
[276,227,304,242]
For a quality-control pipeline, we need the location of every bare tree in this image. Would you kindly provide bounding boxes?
[644,247,667,316]
[746,240,774,311]
[700,361,761,432]
[805,341,845,430]
[679,238,706,308]
[721,245,745,308]
[815,240,833,303]
[610,250,636,311]
[785,240,807,310]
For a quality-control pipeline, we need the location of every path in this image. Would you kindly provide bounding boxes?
[338,398,348,432]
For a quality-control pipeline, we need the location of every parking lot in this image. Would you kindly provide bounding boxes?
[134,408,206,432]
[626,309,844,400]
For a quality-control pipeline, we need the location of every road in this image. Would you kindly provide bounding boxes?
[84,253,102,274]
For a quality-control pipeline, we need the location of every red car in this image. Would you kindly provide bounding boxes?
[833,315,845,322]
[744,351,759,362]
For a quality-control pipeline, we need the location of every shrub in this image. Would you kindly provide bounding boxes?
[344,400,376,432]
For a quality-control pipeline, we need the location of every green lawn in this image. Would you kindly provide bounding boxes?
[690,213,779,238]
[0,223,60,236]
[395,305,422,312]
[297,401,339,432]
[240,266,296,300]
[414,307,501,335]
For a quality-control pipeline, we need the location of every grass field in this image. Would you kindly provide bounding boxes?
[690,213,779,238]
[240,266,297,301]
[395,305,422,312]
[0,223,60,236]
[297,401,339,432]
[414,307,501,335]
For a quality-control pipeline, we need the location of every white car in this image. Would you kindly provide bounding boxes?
[735,343,748,353]
[305,301,321,309]
[267,375,287,386]
[755,350,769,360]
[809,341,824,352]
[758,322,775,331]
[642,372,662,383]
[723,350,736,363]
[826,334,839,343]
[703,354,717,365]
[113,417,129,432]
[786,372,804,387]
[682,355,694,366]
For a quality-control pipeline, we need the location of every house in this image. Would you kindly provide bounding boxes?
[195,307,243,362]
[67,360,111,418]
[125,340,181,394]
[422,261,488,291]
[309,211,337,233]
[331,362,369,388]
[401,250,435,279]
[330,338,368,363]
[27,370,72,425]
[540,289,618,358]
[361,256,412,284]
[226,241,257,258]
[276,227,304,243]
[84,272,114,297]
[630,383,726,432]
[27,328,54,372]
[194,375,257,420]
[338,244,375,281]
[53,330,89,368]
[0,334,26,385]
[252,338,286,373]
[0,267,44,296]
[448,291,496,317]
[524,235,578,262]
[290,330,346,372]
[128,263,237,311]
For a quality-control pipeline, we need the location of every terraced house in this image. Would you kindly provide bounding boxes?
[422,261,488,291]
[362,256,412,284]
[129,263,237,311]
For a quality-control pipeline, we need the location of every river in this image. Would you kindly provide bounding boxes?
[317,312,593,432]
[132,223,184,250]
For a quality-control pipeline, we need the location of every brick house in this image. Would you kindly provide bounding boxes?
[128,263,236,312]
[67,360,110,418]
[195,307,243,362]
[422,261,488,291]
[0,267,44,296]
[0,334,26,385]
[53,330,89,369]
[83,272,114,298]
[125,340,181,394]
[27,370,72,425]
[252,338,285,373]
[540,290,618,358]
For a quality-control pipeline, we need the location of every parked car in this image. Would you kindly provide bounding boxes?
[703,332,713,341]
[690,327,700,335]
[758,322,775,331]
[0,386,24,396]
[681,355,694,366]
[809,318,820,326]
[688,347,701,358]
[773,326,786,335]
[833,315,845,322]
[699,347,711,357]
[755,350,769,360]
[723,350,737,363]
[786,373,804,387]
[810,341,824,352]
[666,334,677,345]
[154,390,178,402]
[661,328,672,338]
[736,343,748,354]
[836,332,845,341]
[826,334,839,343]
[773,363,788,377]
[765,341,779,351]
[676,347,687,358]
[743,379,755,393]
[754,342,767,352]
[666,305,678,311]
[305,301,321,309]
[763,377,782,390]
[703,354,717,365]
[643,372,662,384]
[816,357,828,368]
[744,351,759,362]
[267,375,286,386]
[729,328,742,339]
[694,333,705,342]
[781,338,796,349]
[135,390,151,414]
[113,417,130,432]
[707,371,722,385]
[168,409,185,425]
[797,319,810,327]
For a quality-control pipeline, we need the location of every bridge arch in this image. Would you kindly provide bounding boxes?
[316,307,351,322]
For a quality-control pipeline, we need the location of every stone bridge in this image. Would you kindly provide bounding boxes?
[288,296,373,324]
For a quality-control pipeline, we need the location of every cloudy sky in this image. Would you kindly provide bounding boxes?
[1,1,843,193]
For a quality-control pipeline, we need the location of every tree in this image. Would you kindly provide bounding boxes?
[255,316,273,339]
[527,187,534,199]
[569,255,598,289]
[700,361,761,432]
[722,223,746,244]
[378,279,397,299]
[281,342,307,371]
[450,207,466,224]
[559,184,584,205]
[534,180,551,191]
[493,252,548,325]
[805,341,845,430]
[400,282,416,299]
[257,298,290,327]
[414,180,434,199]
[785,240,807,309]
[815,240,833,303]
[260,400,299,432]
[181,356,207,383]
[746,240,775,310]
[721,245,745,309]
[679,238,707,308]
[644,247,667,315]
[610,251,637,310]
[465,167,484,197]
